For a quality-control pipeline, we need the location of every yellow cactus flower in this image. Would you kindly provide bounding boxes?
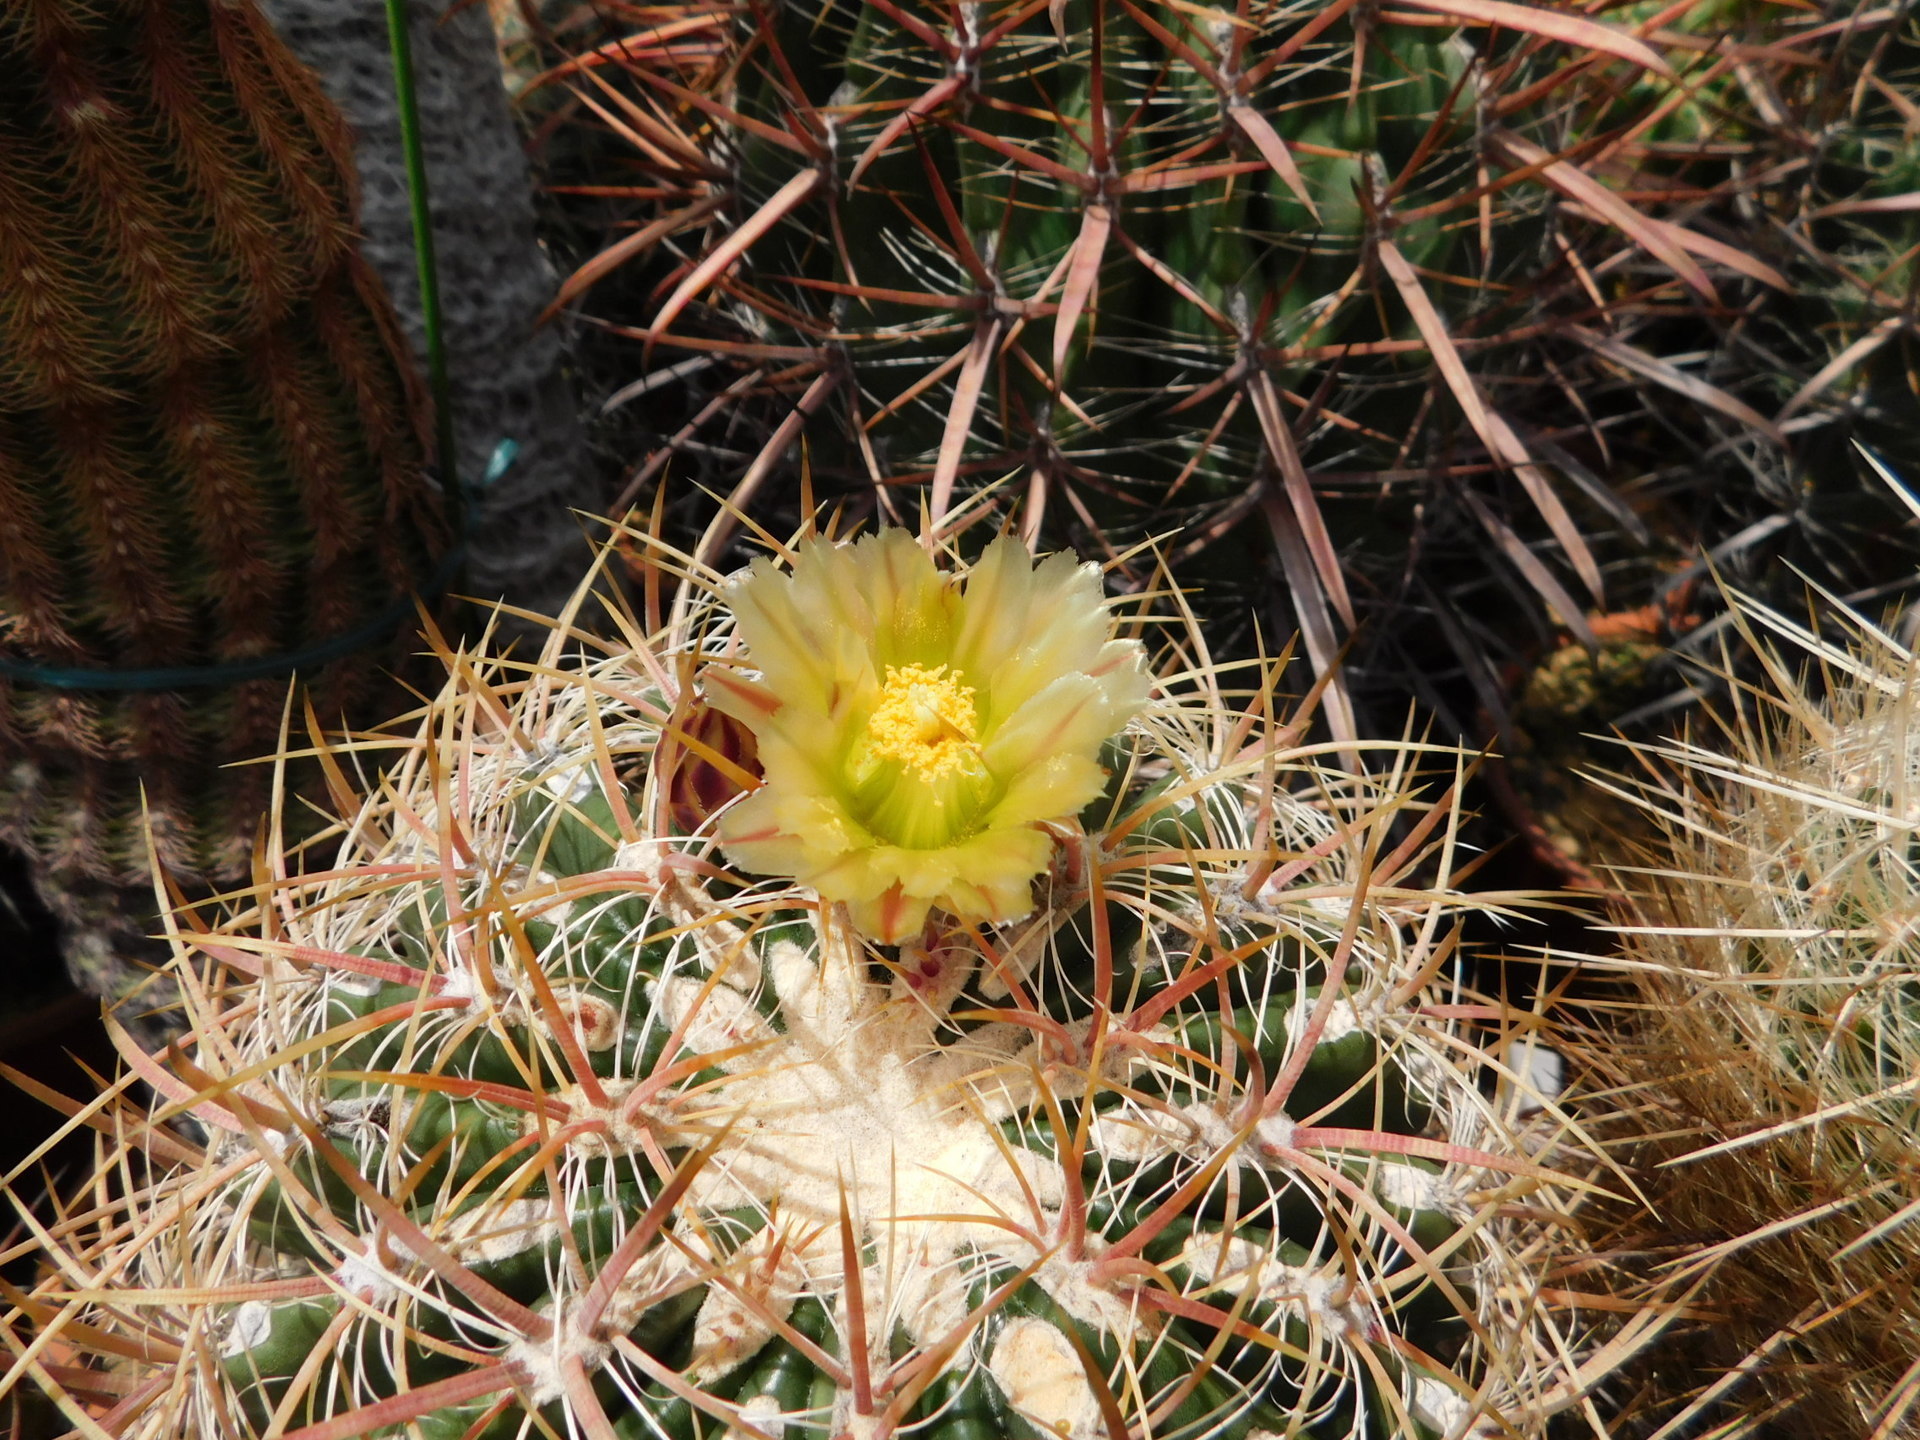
[703,529,1149,941]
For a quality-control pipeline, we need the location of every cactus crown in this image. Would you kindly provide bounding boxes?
[6,521,1591,1440]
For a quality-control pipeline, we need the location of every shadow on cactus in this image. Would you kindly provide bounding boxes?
[3,518,1601,1439]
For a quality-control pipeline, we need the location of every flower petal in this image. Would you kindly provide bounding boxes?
[954,540,1115,725]
[853,530,961,670]
[987,752,1108,830]
[725,541,873,715]
[708,529,1146,940]
[929,826,1052,922]
[984,673,1133,781]
[715,789,829,879]
[847,886,934,944]
[842,827,1052,940]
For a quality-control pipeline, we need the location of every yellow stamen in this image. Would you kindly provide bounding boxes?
[866,664,979,781]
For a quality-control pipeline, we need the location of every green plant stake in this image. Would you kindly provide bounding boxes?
[383,0,459,504]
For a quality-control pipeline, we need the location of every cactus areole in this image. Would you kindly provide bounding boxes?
[18,528,1575,1440]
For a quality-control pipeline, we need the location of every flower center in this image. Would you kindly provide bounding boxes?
[866,664,979,781]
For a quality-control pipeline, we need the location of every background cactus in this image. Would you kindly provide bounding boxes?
[517,0,1883,725]
[0,0,448,952]
[1697,3,1918,490]
[1569,576,1920,1438]
[512,0,1920,772]
[3,521,1598,1439]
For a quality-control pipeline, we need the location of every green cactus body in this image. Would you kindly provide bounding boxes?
[9,528,1586,1439]
[543,0,1779,664]
[707,0,1480,488]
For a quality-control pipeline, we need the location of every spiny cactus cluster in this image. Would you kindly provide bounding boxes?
[533,0,1827,703]
[0,0,446,895]
[1706,7,1918,485]
[5,523,1594,1439]
[1575,582,1920,1438]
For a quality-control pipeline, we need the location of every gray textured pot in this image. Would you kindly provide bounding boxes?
[261,0,597,624]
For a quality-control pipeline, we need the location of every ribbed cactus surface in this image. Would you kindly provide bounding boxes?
[0,0,446,890]
[541,0,1797,688]
[2,524,1594,1440]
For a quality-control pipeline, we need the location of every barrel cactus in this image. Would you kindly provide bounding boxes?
[535,0,1798,699]
[0,0,448,1011]
[1573,581,1920,1437]
[5,524,1592,1439]
[0,0,447,882]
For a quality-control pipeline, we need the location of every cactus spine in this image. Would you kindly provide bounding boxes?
[1572,586,1920,1438]
[2,522,1595,1439]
